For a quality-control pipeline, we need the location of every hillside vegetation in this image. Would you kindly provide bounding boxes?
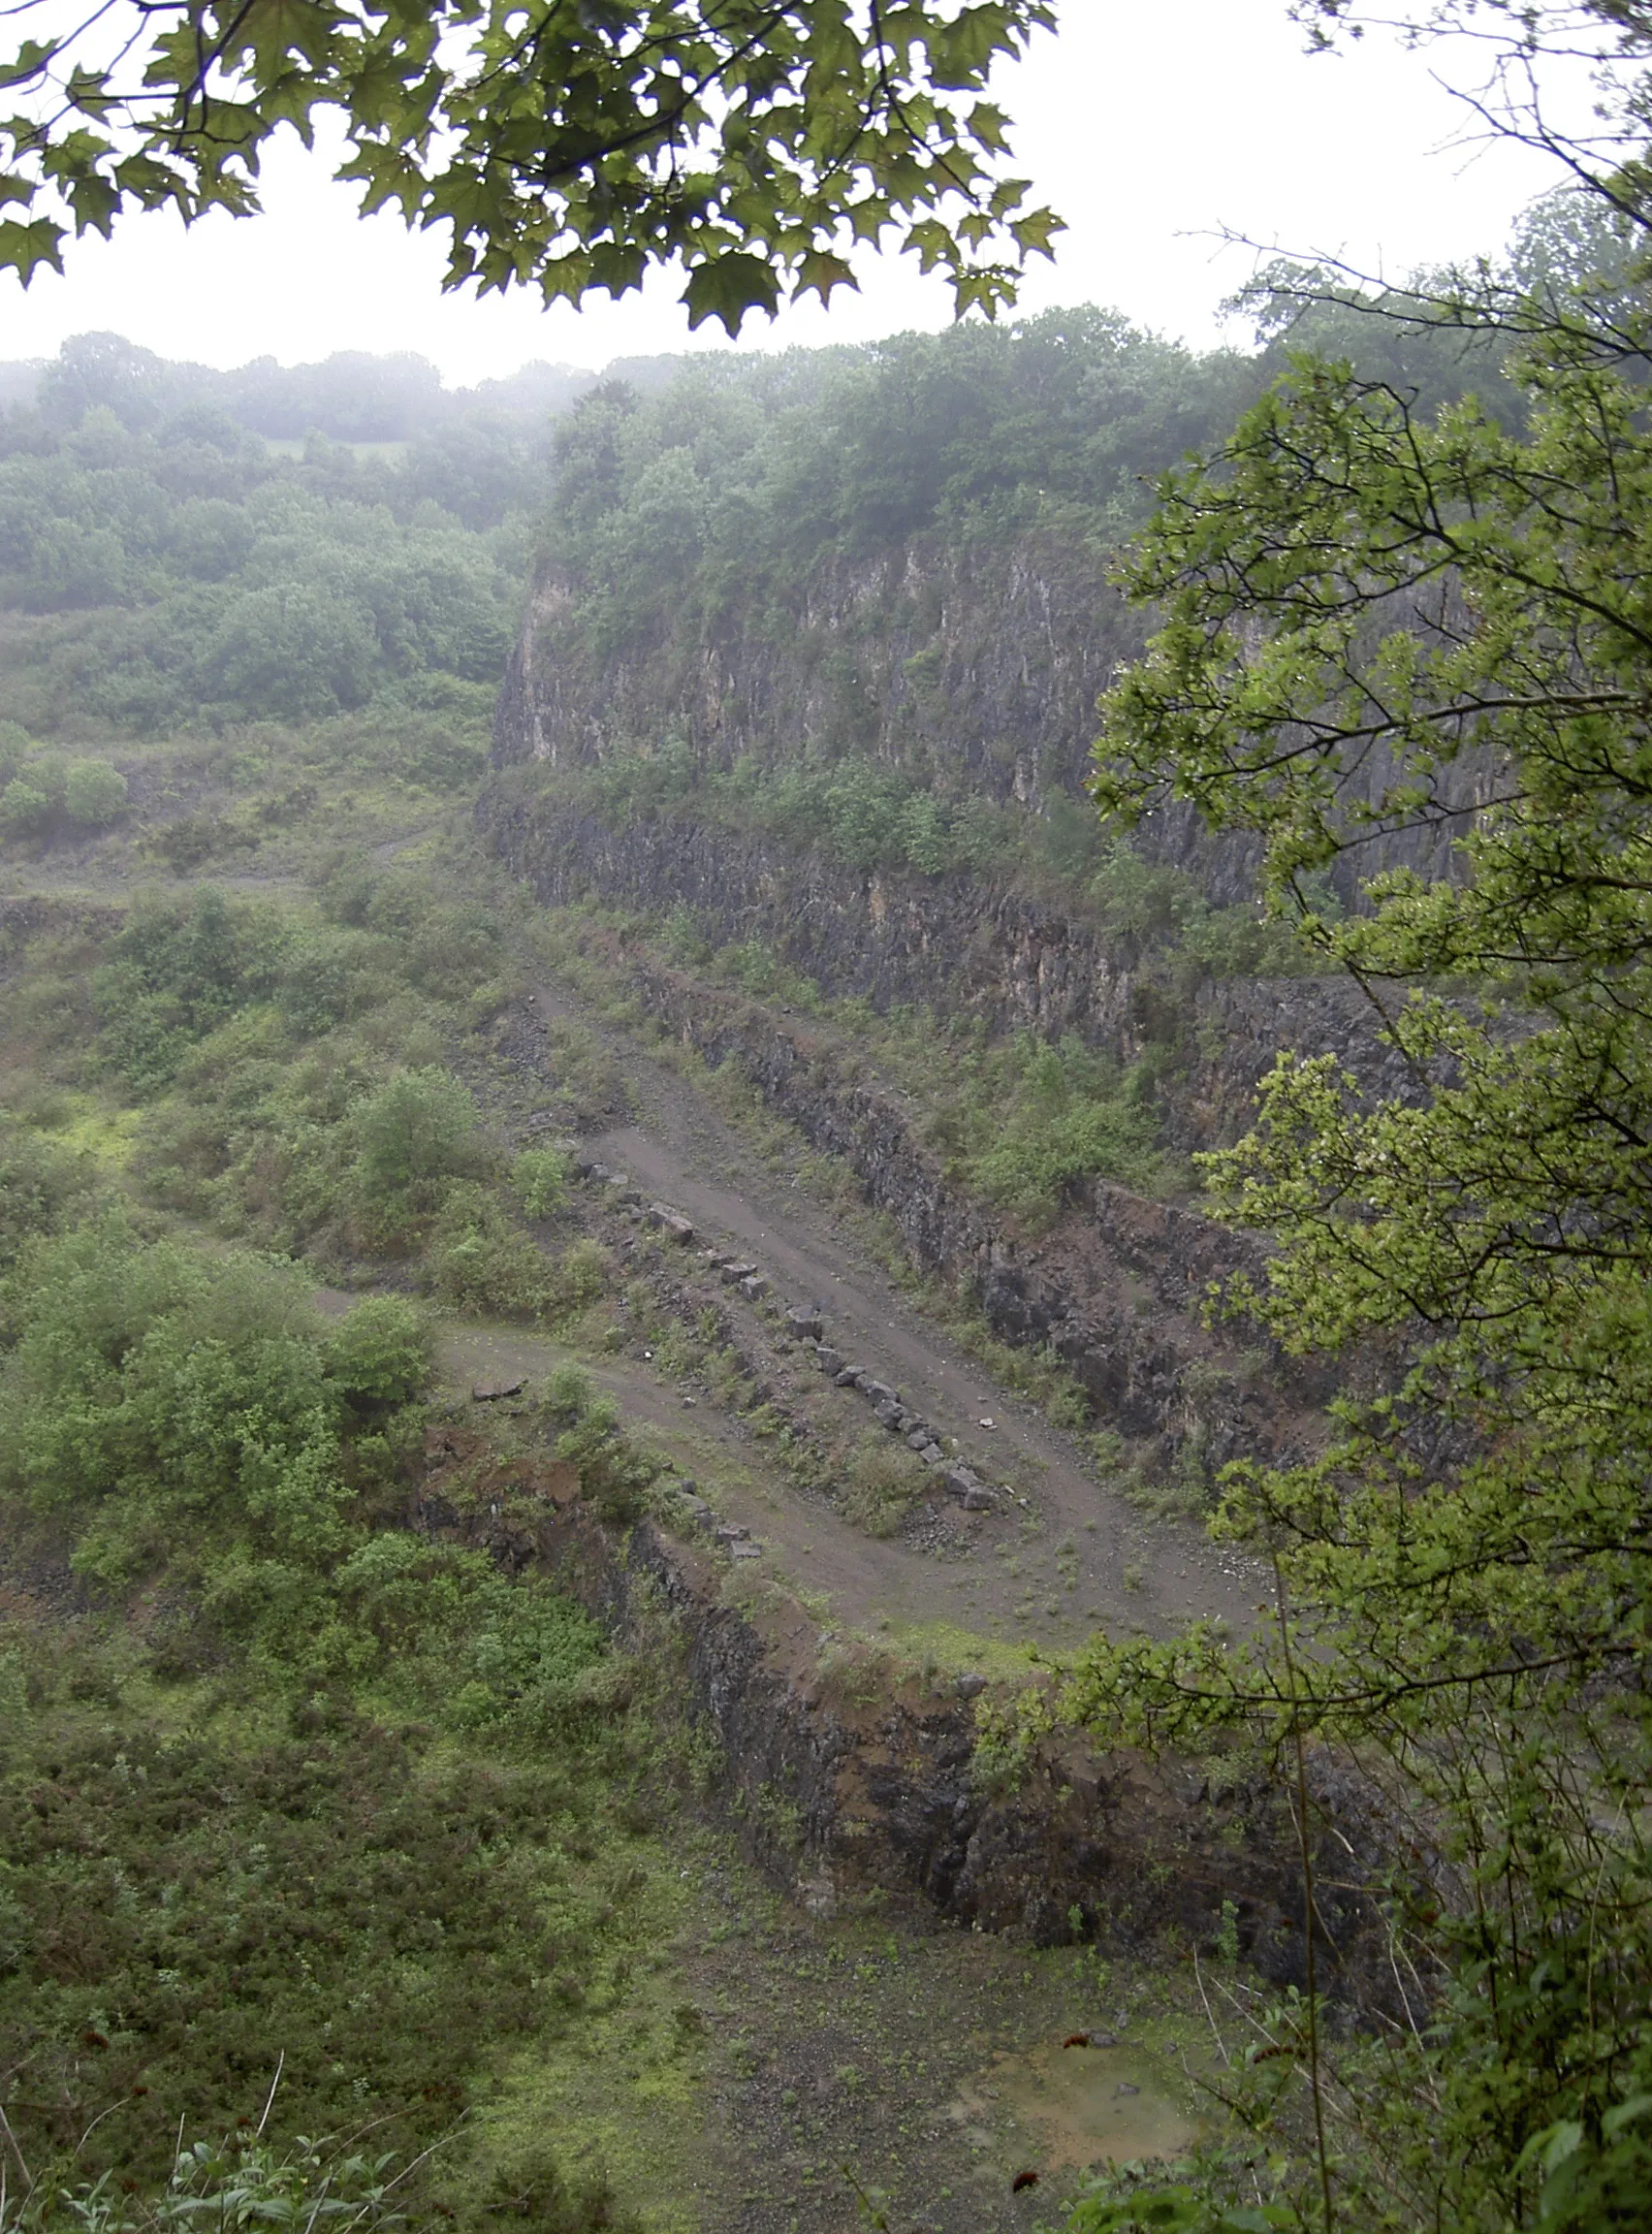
[4,129,1651,2232]
[0,320,1255,2230]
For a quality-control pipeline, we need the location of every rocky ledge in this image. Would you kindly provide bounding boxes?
[414,1442,1399,2014]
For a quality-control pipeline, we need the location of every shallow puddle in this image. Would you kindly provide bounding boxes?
[954,2038,1202,2172]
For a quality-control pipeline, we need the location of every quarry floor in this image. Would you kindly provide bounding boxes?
[446,960,1265,1661]
[525,1843,1216,2234]
[2,830,1262,2225]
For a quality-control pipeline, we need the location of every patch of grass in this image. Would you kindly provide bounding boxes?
[839,1431,927,1539]
[33,1091,143,1166]
[880,1619,1042,1681]
[0,1611,670,2219]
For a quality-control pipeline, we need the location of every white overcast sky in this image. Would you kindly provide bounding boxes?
[0,2,1577,382]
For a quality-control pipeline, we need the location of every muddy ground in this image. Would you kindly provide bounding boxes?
[521,1812,1217,2234]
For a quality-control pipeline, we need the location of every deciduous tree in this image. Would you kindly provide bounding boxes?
[0,1,1060,330]
[1043,5,1652,2227]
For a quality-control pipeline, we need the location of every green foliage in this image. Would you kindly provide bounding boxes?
[961,1034,1173,1223]
[514,1144,572,1219]
[61,757,128,825]
[0,1226,360,1605]
[452,1586,611,1739]
[538,311,1262,657]
[51,2133,405,2234]
[348,1066,483,1237]
[0,853,573,1306]
[544,1359,597,1420]
[540,1368,660,1526]
[1060,2162,1294,2232]
[0,399,530,734]
[430,1183,556,1318]
[547,1237,611,1322]
[0,8,1060,327]
[1086,837,1308,977]
[323,1293,432,1414]
[840,1433,926,1539]
[92,888,284,1090]
[0,1608,641,2223]
[1066,53,1652,2231]
[0,1115,97,1275]
[0,778,52,835]
[865,1024,1179,1224]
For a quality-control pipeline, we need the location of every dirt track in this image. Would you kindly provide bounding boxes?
[463,969,1267,1656]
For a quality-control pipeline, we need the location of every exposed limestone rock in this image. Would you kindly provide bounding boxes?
[417,1474,1400,2012]
[480,796,1430,1153]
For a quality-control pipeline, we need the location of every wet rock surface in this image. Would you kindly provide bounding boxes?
[480,793,1422,1153]
[417,1460,1394,2014]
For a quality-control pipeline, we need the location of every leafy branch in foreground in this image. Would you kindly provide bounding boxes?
[0,1,1061,329]
[1050,11,1652,2228]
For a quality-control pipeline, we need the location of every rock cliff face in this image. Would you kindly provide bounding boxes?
[494,533,1130,809]
[417,1466,1392,2000]
[479,791,1419,1156]
[492,528,1489,906]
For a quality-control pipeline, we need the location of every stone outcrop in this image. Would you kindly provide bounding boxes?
[492,529,1494,913]
[478,791,1420,1155]
[493,534,1129,809]
[415,1458,1395,2005]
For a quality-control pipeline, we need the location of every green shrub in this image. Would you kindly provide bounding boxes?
[430,1190,552,1318]
[515,1142,572,1217]
[0,779,53,836]
[458,1579,608,1735]
[92,888,287,1091]
[540,1360,592,1422]
[0,1117,96,1279]
[0,1224,353,1604]
[276,925,397,1035]
[315,846,381,925]
[961,1035,1172,1222]
[547,1234,610,1320]
[62,757,128,825]
[533,1365,656,1524]
[325,1293,433,1413]
[348,1065,481,1239]
[840,1432,926,1538]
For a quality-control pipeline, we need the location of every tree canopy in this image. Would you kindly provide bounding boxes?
[1039,6,1652,2230]
[0,0,1060,330]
